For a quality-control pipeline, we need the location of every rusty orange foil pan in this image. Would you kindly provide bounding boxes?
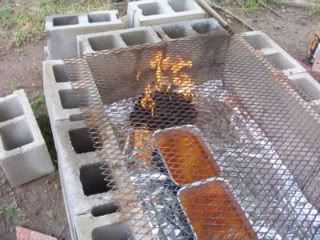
[178,180,257,240]
[154,126,221,185]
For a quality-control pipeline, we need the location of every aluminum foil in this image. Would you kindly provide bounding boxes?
[105,80,320,239]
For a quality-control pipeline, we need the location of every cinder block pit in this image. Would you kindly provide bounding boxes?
[92,223,131,240]
[53,64,69,82]
[265,53,295,71]
[0,120,34,151]
[89,35,122,51]
[88,13,111,23]
[120,30,157,46]
[192,22,214,34]
[53,15,79,26]
[79,162,115,196]
[0,97,24,122]
[168,0,196,12]
[91,203,119,217]
[69,113,84,122]
[59,89,87,109]
[138,2,165,16]
[69,128,95,154]
[293,78,320,101]
[243,34,272,50]
[162,25,191,39]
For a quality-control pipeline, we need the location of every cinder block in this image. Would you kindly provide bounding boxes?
[153,18,225,40]
[43,60,83,122]
[127,0,206,28]
[303,163,320,210]
[288,72,320,101]
[77,26,161,56]
[53,120,115,216]
[75,213,132,240]
[242,31,306,76]
[50,118,118,239]
[46,10,122,60]
[0,90,54,187]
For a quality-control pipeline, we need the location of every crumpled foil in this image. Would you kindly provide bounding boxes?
[105,80,320,239]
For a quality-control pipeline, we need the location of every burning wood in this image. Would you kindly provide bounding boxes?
[130,50,197,130]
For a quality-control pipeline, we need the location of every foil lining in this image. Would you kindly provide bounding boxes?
[105,80,320,239]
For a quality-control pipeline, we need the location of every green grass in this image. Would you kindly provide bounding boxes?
[225,0,280,12]
[31,93,58,168]
[0,0,110,46]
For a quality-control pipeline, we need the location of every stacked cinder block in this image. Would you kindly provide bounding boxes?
[77,26,161,56]
[127,0,207,28]
[45,10,123,60]
[0,90,54,187]
[43,61,130,239]
[243,31,320,103]
[153,18,226,40]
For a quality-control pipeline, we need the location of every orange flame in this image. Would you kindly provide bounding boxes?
[140,51,194,114]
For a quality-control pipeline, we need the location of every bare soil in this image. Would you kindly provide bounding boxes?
[0,4,319,240]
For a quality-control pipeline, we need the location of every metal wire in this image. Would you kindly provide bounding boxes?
[65,32,320,239]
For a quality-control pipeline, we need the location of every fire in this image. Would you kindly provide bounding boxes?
[140,83,156,116]
[140,51,194,115]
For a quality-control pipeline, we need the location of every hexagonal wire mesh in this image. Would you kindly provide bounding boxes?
[65,32,320,239]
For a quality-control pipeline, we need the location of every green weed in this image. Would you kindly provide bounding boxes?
[1,205,25,224]
[31,93,57,168]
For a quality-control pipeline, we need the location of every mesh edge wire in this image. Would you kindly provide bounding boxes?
[64,33,320,239]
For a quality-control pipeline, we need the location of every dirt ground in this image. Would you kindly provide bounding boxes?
[0,4,319,240]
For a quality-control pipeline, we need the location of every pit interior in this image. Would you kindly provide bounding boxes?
[80,162,114,196]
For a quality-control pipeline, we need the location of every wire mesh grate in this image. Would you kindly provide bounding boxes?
[65,32,320,239]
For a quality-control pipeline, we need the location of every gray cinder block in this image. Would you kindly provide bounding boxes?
[51,118,118,239]
[77,26,161,56]
[43,60,83,122]
[288,72,320,101]
[153,18,225,40]
[243,31,320,103]
[0,90,54,187]
[46,10,123,60]
[75,213,132,240]
[242,31,306,76]
[127,0,207,28]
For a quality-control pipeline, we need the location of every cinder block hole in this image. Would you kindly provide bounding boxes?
[162,25,190,39]
[89,35,122,51]
[59,89,87,109]
[0,97,24,122]
[265,53,295,70]
[138,2,165,16]
[91,203,119,217]
[243,34,272,50]
[69,128,95,154]
[92,223,131,240]
[0,120,34,151]
[80,162,115,196]
[53,15,79,26]
[192,22,213,34]
[121,30,156,46]
[88,13,111,23]
[53,64,69,82]
[69,113,84,122]
[168,0,195,12]
[293,78,320,100]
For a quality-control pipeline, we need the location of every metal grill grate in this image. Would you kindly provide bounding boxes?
[65,33,320,239]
